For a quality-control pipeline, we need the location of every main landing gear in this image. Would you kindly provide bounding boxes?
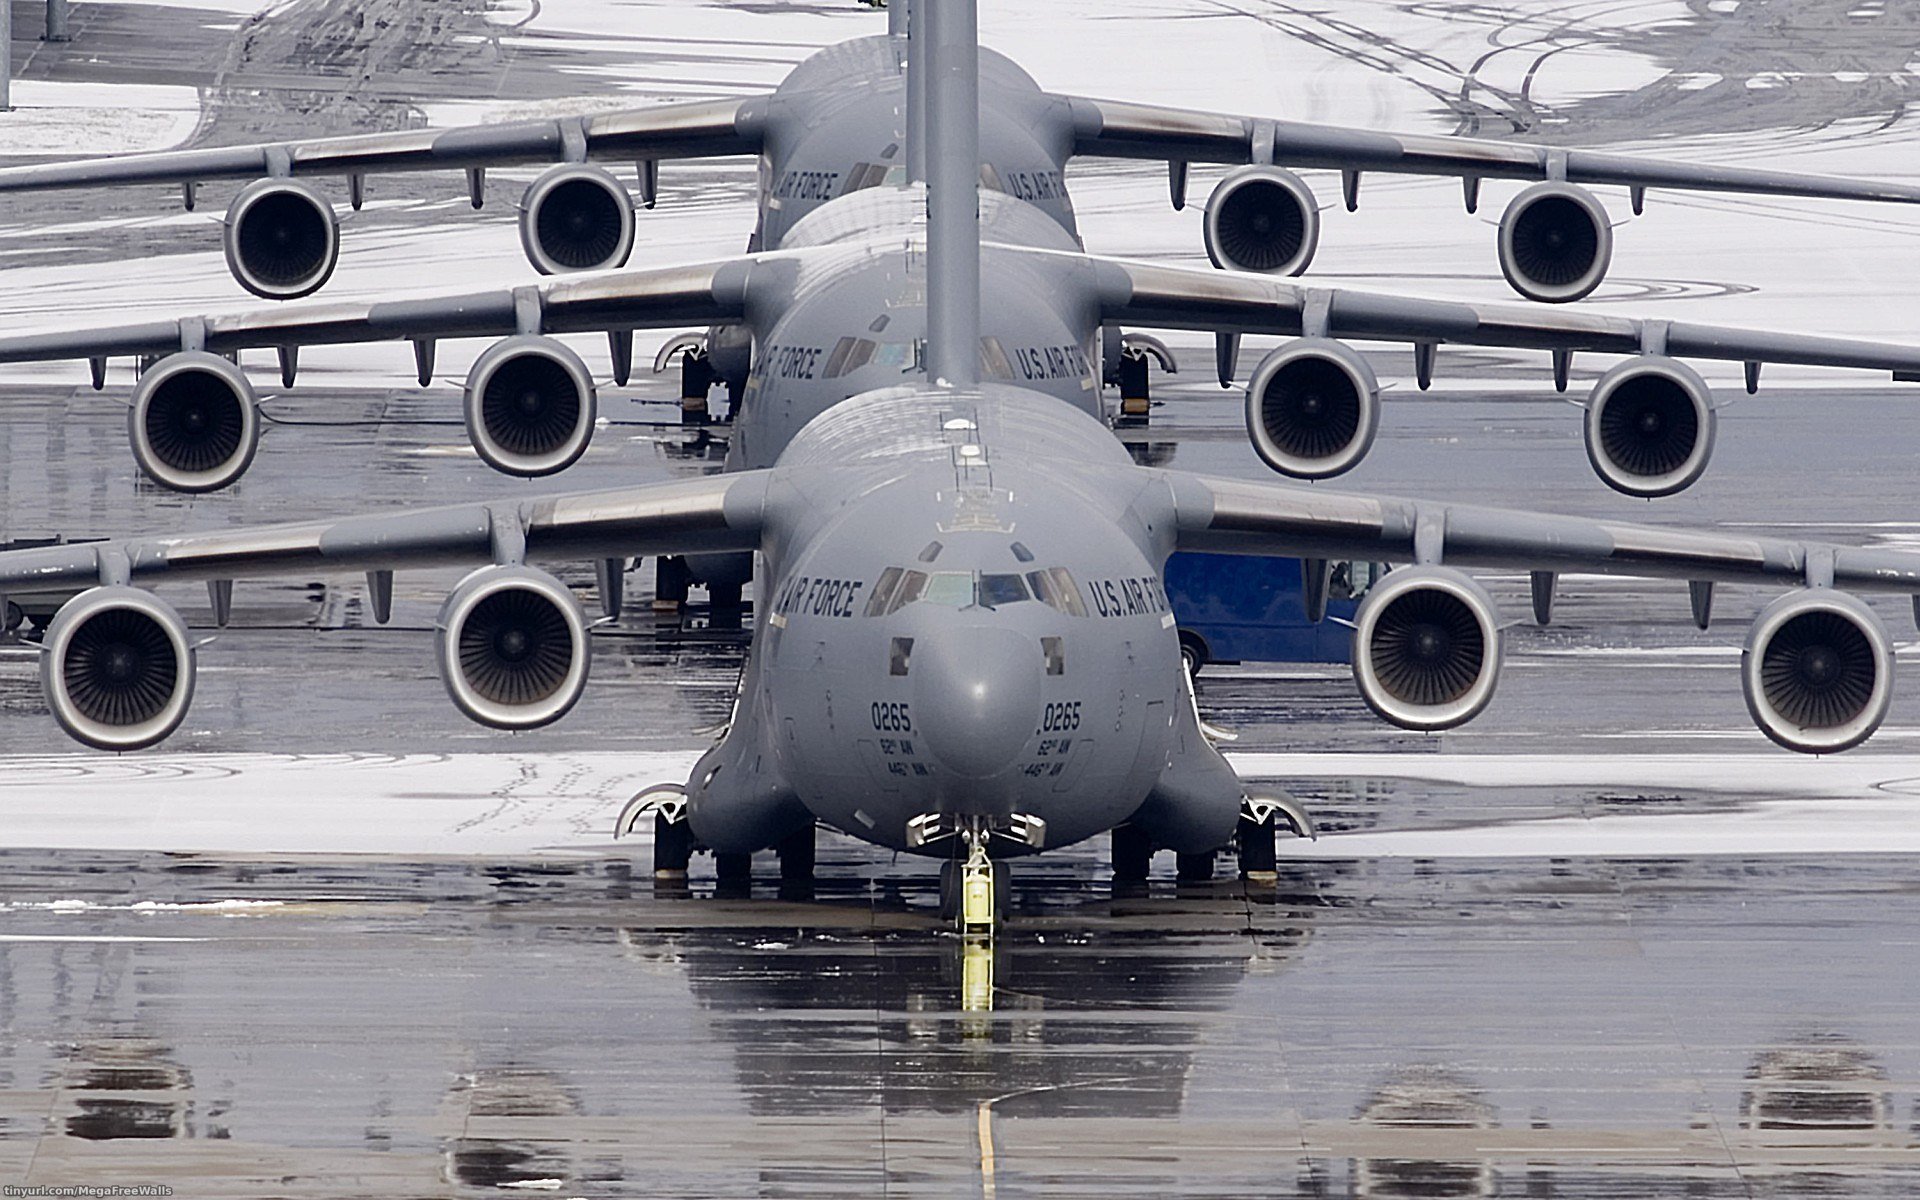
[1110,796,1315,891]
[613,785,818,898]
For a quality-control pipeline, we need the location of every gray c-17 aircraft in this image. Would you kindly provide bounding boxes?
[0,0,1918,930]
[5,6,1920,307]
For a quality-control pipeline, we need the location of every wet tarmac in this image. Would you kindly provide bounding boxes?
[0,845,1918,1196]
[6,0,1920,1193]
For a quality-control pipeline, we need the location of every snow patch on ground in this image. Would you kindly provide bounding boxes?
[0,81,202,156]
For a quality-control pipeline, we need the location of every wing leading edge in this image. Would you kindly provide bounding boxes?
[0,98,765,195]
[1165,470,1920,592]
[1077,250,1920,379]
[0,472,771,596]
[1064,95,1920,206]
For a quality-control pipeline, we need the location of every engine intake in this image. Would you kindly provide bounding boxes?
[1497,182,1612,303]
[463,336,598,477]
[519,164,636,275]
[1583,357,1715,497]
[436,566,591,730]
[1743,590,1891,754]
[129,351,261,493]
[223,178,339,300]
[41,588,196,751]
[1352,568,1501,731]
[1244,338,1380,479]
[1204,166,1319,277]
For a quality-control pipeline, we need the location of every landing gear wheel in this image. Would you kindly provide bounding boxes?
[1179,632,1207,679]
[714,851,752,897]
[653,812,693,877]
[939,858,962,922]
[1111,824,1153,884]
[653,556,692,611]
[1237,814,1277,877]
[776,824,816,900]
[2,601,21,635]
[1175,850,1216,884]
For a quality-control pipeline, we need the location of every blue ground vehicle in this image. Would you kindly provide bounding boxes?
[1165,553,1376,670]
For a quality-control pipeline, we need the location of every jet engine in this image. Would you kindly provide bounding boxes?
[129,351,261,493]
[1583,357,1715,498]
[463,336,598,477]
[1742,589,1891,754]
[435,566,591,730]
[1203,166,1319,277]
[1244,338,1380,479]
[1496,181,1612,303]
[1352,567,1501,731]
[222,178,340,300]
[518,164,636,275]
[41,587,196,751]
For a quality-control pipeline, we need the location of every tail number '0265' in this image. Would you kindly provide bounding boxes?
[872,702,913,733]
[1042,701,1081,732]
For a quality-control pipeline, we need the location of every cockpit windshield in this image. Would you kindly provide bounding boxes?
[866,566,1087,615]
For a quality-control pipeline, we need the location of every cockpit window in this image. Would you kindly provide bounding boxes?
[976,573,1030,608]
[865,567,905,617]
[892,570,929,611]
[824,337,877,379]
[1028,568,1087,617]
[921,572,975,607]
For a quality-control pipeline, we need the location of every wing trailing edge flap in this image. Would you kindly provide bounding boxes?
[1161,470,1920,593]
[0,472,773,595]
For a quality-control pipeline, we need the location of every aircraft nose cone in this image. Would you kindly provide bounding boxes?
[913,626,1041,779]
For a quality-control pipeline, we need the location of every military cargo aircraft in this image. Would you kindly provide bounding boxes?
[4,2,1912,307]
[0,0,1917,929]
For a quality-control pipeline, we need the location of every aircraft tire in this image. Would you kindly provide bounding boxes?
[1237,814,1277,876]
[653,813,693,876]
[777,824,816,881]
[714,851,752,897]
[938,858,961,921]
[1175,850,1216,883]
[1111,824,1153,882]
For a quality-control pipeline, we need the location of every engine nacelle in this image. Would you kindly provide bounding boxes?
[1583,357,1715,498]
[519,164,636,275]
[435,566,591,730]
[1244,338,1380,479]
[1496,181,1612,303]
[1352,568,1502,732]
[463,335,598,477]
[41,587,196,751]
[129,351,261,493]
[1203,166,1319,277]
[1742,589,1892,754]
[223,178,339,300]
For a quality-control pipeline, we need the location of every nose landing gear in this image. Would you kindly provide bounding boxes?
[937,820,1012,933]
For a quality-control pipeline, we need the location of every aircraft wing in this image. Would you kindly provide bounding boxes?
[1072,250,1920,380]
[0,472,771,595]
[0,255,772,368]
[1061,96,1920,205]
[1165,469,1920,593]
[0,98,764,195]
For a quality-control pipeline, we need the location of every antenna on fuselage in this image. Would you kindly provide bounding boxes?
[924,0,981,389]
